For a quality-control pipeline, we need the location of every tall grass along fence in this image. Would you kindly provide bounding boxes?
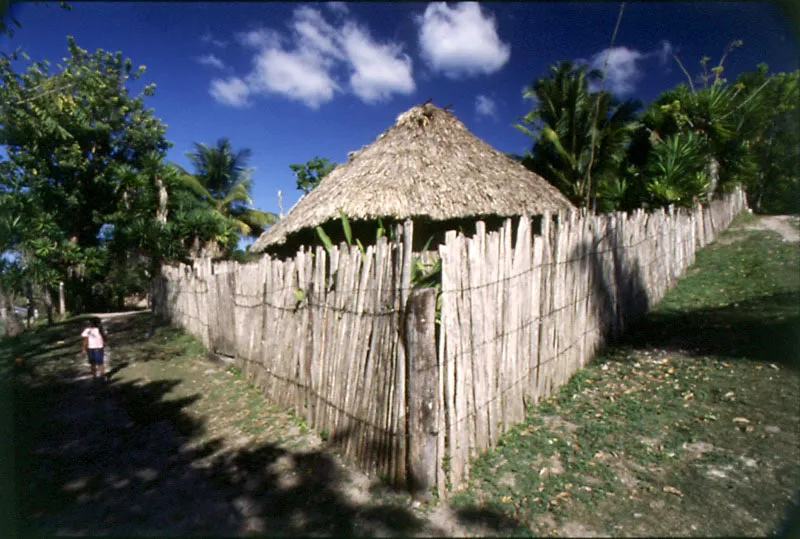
[154,188,747,498]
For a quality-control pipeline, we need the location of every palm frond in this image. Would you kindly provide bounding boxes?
[220,180,253,208]
[178,173,214,201]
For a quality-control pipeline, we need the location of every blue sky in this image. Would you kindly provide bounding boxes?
[6,1,799,239]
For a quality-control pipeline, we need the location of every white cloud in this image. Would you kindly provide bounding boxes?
[196,53,225,70]
[236,28,284,50]
[218,7,415,109]
[580,41,678,96]
[209,77,251,107]
[341,23,414,103]
[587,46,645,96]
[475,95,496,117]
[201,32,227,48]
[326,2,349,16]
[247,47,339,109]
[656,40,675,65]
[292,6,345,62]
[416,2,510,78]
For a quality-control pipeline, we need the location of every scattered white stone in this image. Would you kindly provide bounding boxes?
[111,478,130,489]
[499,472,516,488]
[765,425,781,434]
[135,468,159,482]
[233,496,260,518]
[683,441,714,455]
[740,456,758,468]
[62,477,89,492]
[707,468,728,479]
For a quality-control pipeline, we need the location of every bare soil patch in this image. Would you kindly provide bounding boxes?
[721,213,800,244]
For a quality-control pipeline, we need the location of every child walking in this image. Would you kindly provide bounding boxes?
[81,317,108,381]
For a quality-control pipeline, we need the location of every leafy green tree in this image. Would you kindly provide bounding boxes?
[100,155,245,307]
[628,47,798,212]
[730,66,800,213]
[290,156,336,195]
[515,61,640,209]
[644,132,709,208]
[631,41,772,203]
[179,138,277,256]
[0,36,170,313]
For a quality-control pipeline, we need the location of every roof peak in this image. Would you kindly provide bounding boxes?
[394,102,456,128]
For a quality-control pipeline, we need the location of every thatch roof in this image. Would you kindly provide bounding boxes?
[251,103,574,252]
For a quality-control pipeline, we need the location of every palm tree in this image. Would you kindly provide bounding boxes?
[634,41,777,202]
[644,131,709,208]
[515,61,640,209]
[180,138,278,253]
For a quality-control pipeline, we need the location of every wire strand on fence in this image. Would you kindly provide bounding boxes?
[159,200,739,381]
[160,219,709,318]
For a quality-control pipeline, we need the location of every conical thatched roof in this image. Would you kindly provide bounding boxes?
[251,103,574,252]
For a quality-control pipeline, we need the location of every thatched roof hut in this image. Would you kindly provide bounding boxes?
[251,103,574,252]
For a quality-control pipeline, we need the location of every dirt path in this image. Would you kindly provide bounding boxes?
[736,213,799,242]
[12,313,514,537]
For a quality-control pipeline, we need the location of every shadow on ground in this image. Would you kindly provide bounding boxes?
[620,290,800,369]
[8,314,521,537]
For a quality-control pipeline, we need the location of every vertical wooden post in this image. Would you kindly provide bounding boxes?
[25,281,34,328]
[43,285,54,325]
[405,287,438,498]
[58,281,65,316]
[393,219,413,487]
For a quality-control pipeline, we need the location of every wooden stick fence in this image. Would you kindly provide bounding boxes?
[436,188,747,494]
[153,187,747,498]
[155,225,414,487]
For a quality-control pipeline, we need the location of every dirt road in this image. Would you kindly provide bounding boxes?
[9,314,517,537]
[737,213,799,242]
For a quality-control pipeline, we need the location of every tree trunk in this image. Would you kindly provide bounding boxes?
[189,237,222,260]
[0,279,23,337]
[155,174,168,225]
[43,285,54,326]
[147,258,160,337]
[59,281,66,317]
[705,155,720,201]
[25,281,34,329]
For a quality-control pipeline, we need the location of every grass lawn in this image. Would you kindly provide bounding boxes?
[449,217,800,537]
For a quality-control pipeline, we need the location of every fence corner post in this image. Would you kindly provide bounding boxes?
[405,287,438,498]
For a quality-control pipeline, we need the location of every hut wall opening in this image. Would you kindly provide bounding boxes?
[262,214,544,259]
